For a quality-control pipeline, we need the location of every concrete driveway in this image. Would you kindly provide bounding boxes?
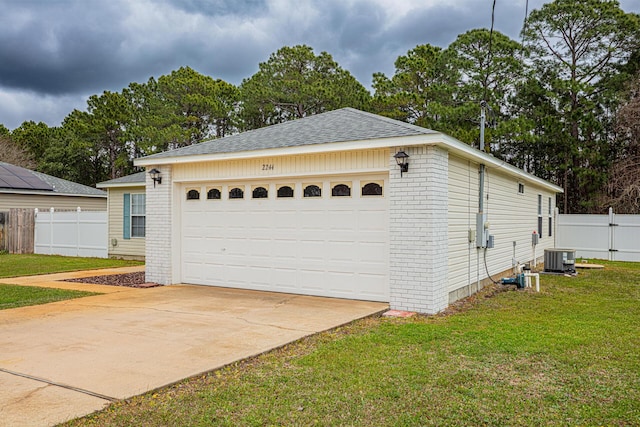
[0,268,387,427]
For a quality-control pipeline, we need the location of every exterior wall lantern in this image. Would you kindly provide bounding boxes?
[148,168,162,187]
[393,151,410,177]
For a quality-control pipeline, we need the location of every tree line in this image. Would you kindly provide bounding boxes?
[1,0,639,213]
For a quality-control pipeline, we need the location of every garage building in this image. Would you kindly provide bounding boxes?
[135,108,561,314]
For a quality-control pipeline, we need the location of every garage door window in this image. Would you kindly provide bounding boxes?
[207,188,221,200]
[332,183,351,197]
[303,184,322,198]
[277,185,294,198]
[186,189,200,200]
[362,182,383,196]
[229,187,244,199]
[252,186,268,199]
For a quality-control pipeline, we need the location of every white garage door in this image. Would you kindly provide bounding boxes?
[181,177,389,302]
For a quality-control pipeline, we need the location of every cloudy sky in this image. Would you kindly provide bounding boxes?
[1,0,638,130]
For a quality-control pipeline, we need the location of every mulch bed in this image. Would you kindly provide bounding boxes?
[63,271,159,288]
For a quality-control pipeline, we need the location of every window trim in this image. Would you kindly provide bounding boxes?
[130,193,146,239]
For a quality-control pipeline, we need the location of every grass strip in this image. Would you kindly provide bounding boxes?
[0,284,98,310]
[0,254,142,278]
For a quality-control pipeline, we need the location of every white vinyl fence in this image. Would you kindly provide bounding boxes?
[34,208,108,258]
[556,207,640,261]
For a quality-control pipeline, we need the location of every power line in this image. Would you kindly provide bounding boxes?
[484,0,497,102]
[524,0,529,29]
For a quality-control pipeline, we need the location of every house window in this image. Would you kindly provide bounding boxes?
[252,186,268,199]
[277,185,294,198]
[131,194,146,238]
[538,217,543,239]
[362,182,383,196]
[538,194,542,215]
[186,189,200,200]
[548,197,553,237]
[518,183,525,194]
[229,187,244,199]
[303,184,322,198]
[207,188,221,200]
[537,194,543,237]
[332,183,351,197]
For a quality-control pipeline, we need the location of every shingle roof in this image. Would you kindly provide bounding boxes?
[0,161,106,197]
[97,171,146,187]
[140,108,438,161]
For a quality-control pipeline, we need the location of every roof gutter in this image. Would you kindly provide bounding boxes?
[434,135,564,193]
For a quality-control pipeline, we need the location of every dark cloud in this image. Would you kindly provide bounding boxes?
[383,5,477,49]
[0,0,272,97]
[330,2,388,52]
[0,1,129,94]
[270,0,392,86]
[0,0,638,130]
[164,0,267,16]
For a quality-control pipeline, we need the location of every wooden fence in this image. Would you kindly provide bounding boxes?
[0,211,5,251]
[0,209,35,254]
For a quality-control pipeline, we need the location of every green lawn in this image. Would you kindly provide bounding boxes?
[65,261,640,426]
[0,284,98,310]
[0,254,142,278]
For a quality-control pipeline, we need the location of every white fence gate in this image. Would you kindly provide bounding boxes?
[34,208,108,258]
[556,208,640,261]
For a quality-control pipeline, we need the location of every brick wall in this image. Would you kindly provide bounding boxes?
[145,165,173,284]
[389,146,449,314]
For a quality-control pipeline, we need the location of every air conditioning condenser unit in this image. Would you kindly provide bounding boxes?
[544,249,576,273]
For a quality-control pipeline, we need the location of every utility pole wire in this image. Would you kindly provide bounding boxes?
[484,0,497,102]
[522,0,530,48]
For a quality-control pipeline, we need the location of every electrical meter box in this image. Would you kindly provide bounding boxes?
[532,231,539,245]
[476,213,489,248]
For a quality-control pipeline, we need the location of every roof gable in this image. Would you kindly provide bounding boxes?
[140,108,437,161]
[97,171,146,188]
[133,108,562,194]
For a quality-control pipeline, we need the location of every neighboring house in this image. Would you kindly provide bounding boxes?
[0,161,106,211]
[97,172,146,260]
[135,108,562,314]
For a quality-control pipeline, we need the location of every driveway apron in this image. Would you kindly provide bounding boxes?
[0,270,387,427]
